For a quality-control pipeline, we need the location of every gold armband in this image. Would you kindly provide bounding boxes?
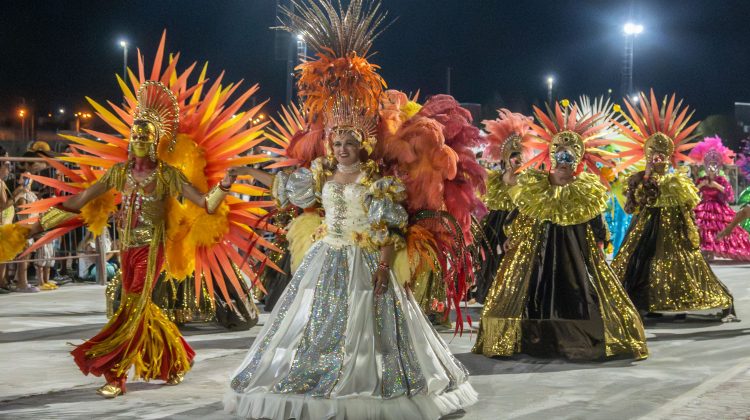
[40,207,78,231]
[205,184,228,214]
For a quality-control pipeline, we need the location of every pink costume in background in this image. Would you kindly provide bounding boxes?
[694,175,750,260]
[690,135,750,261]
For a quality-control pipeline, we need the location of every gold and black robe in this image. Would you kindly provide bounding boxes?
[612,171,734,315]
[473,170,648,360]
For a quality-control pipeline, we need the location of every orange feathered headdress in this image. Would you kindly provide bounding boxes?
[521,102,615,184]
[274,0,389,124]
[612,89,701,173]
[482,109,533,164]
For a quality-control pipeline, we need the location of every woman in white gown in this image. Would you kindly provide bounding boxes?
[224,126,477,419]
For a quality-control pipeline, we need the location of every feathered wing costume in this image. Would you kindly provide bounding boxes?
[0,33,279,393]
[472,102,648,361]
[689,136,750,260]
[473,109,532,303]
[611,91,735,317]
[225,1,477,419]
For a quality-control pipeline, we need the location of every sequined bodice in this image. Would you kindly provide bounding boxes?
[117,168,166,248]
[321,181,370,245]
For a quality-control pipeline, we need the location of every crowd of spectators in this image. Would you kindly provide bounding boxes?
[0,142,116,294]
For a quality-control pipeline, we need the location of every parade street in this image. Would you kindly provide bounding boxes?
[0,262,748,420]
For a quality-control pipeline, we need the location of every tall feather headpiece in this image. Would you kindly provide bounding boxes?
[521,102,615,183]
[274,0,390,121]
[689,135,735,167]
[481,109,533,165]
[612,89,701,172]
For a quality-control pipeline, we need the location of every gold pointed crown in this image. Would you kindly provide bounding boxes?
[134,81,180,150]
[325,94,378,154]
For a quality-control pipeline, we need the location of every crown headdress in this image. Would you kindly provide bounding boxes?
[133,80,180,151]
[326,94,378,154]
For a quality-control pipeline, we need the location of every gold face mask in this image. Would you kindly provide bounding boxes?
[550,131,584,169]
[644,132,674,174]
[501,134,523,171]
[129,120,158,159]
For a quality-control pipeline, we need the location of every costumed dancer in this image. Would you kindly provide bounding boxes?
[611,91,735,320]
[0,34,279,397]
[473,109,532,303]
[689,136,750,260]
[224,1,477,418]
[472,101,648,361]
[717,139,750,239]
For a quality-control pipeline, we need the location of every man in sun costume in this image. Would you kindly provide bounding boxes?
[0,33,280,397]
[611,91,735,320]
[472,102,648,361]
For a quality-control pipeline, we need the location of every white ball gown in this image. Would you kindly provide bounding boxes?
[224,163,477,419]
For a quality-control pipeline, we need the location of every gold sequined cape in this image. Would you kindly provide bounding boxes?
[612,172,734,313]
[473,170,648,360]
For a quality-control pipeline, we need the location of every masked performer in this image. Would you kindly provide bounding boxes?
[474,109,532,303]
[224,1,477,418]
[611,91,735,320]
[0,35,277,397]
[718,146,750,239]
[472,102,648,361]
[689,136,750,260]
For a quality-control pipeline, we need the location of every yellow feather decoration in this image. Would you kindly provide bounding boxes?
[165,199,195,280]
[0,224,31,262]
[80,189,117,236]
[158,134,208,191]
[189,201,230,247]
[392,248,410,287]
[402,101,422,119]
[287,212,323,273]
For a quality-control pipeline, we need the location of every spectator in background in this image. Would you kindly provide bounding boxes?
[77,229,114,281]
[35,189,58,290]
[0,146,14,293]
[13,173,40,292]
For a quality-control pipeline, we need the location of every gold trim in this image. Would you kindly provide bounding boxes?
[204,184,227,214]
[512,169,608,226]
[40,207,78,231]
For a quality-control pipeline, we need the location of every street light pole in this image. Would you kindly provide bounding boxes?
[18,109,26,141]
[546,76,555,105]
[621,22,643,98]
[119,40,128,80]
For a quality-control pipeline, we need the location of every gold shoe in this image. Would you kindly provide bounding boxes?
[166,372,185,385]
[96,384,123,398]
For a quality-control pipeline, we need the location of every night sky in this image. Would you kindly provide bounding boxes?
[1,0,749,121]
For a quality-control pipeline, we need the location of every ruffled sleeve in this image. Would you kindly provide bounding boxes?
[717,175,733,203]
[363,176,408,247]
[654,172,700,209]
[272,167,318,209]
[484,170,515,211]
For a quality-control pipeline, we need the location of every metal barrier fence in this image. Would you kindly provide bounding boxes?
[0,155,114,286]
